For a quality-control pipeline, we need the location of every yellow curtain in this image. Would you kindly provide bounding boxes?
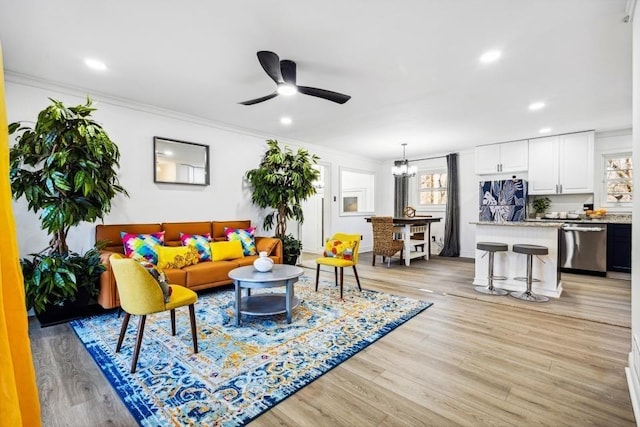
[0,44,42,425]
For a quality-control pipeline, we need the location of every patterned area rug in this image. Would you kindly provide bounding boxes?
[70,275,433,426]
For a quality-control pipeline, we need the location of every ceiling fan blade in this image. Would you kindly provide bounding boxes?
[257,51,284,84]
[238,92,278,105]
[280,60,296,85]
[297,86,351,104]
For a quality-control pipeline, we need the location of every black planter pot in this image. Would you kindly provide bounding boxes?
[283,254,299,265]
[35,288,104,327]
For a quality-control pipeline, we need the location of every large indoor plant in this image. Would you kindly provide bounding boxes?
[245,139,320,265]
[9,97,128,314]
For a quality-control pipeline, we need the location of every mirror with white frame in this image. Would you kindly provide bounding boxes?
[340,168,375,215]
[154,137,210,185]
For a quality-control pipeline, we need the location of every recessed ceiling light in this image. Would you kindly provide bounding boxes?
[280,117,292,125]
[539,127,552,134]
[479,50,502,64]
[529,101,546,111]
[84,58,107,71]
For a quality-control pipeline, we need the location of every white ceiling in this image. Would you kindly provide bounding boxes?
[0,0,632,161]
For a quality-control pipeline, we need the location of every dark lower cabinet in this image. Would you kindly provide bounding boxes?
[607,223,632,273]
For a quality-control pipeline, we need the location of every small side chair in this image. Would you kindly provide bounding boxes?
[109,254,199,373]
[370,216,404,267]
[315,233,362,299]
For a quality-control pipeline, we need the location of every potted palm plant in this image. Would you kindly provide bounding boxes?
[9,97,128,320]
[245,139,320,265]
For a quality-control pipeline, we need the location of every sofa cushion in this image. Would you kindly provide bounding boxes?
[96,224,162,253]
[162,268,187,287]
[234,255,259,267]
[256,237,280,256]
[183,261,237,287]
[121,232,165,264]
[180,233,212,261]
[212,220,251,240]
[156,245,200,269]
[163,221,212,247]
[210,240,244,261]
[224,226,257,256]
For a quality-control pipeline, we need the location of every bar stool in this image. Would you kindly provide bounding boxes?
[474,242,509,296]
[510,244,549,302]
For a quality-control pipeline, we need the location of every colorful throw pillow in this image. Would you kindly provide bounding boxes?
[180,232,212,262]
[139,261,172,303]
[156,245,200,270]
[210,240,244,262]
[224,226,257,256]
[121,232,165,264]
[323,239,356,260]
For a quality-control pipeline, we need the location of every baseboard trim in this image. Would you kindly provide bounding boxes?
[626,351,640,426]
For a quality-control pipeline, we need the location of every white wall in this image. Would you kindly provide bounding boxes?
[6,79,382,257]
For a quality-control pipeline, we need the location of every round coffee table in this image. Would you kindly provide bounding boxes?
[228,264,304,326]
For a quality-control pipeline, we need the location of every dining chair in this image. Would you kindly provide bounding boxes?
[371,216,404,267]
[315,232,361,299]
[109,254,199,373]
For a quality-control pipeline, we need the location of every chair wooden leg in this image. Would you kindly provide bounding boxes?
[372,253,376,266]
[339,267,344,299]
[131,315,147,373]
[334,267,338,286]
[116,312,131,353]
[353,266,362,291]
[189,304,198,354]
[170,309,176,336]
[315,264,321,292]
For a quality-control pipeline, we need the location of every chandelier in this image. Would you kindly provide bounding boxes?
[391,143,417,177]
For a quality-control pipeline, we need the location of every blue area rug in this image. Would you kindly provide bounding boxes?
[70,275,432,426]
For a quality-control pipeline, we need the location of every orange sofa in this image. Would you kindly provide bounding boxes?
[95,220,282,309]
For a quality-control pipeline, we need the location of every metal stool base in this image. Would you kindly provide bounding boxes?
[510,290,549,303]
[474,286,509,296]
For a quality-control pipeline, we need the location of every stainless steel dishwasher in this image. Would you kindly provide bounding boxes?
[560,223,607,275]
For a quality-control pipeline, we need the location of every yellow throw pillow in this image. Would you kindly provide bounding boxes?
[155,245,199,269]
[210,240,244,262]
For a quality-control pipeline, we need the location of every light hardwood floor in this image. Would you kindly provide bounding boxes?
[29,253,634,426]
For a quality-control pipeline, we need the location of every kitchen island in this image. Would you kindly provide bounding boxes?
[471,221,564,298]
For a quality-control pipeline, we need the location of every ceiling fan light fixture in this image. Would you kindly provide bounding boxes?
[84,58,107,71]
[391,143,417,177]
[479,50,502,64]
[529,101,546,111]
[277,83,297,96]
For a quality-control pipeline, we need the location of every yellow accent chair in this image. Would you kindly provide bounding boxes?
[109,254,199,373]
[371,216,404,267]
[315,233,362,299]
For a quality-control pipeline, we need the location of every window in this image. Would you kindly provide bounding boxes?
[418,169,447,206]
[603,153,632,205]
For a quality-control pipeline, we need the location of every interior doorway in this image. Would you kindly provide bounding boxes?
[300,163,330,254]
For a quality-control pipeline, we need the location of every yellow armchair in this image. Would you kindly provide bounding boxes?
[315,233,362,299]
[109,254,199,373]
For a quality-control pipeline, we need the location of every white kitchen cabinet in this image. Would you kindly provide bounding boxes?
[475,139,528,175]
[528,131,594,195]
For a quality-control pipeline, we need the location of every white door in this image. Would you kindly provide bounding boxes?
[301,164,330,254]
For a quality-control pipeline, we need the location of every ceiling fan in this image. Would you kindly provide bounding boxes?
[239,51,351,105]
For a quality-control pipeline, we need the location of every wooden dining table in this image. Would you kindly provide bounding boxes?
[366,217,442,266]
